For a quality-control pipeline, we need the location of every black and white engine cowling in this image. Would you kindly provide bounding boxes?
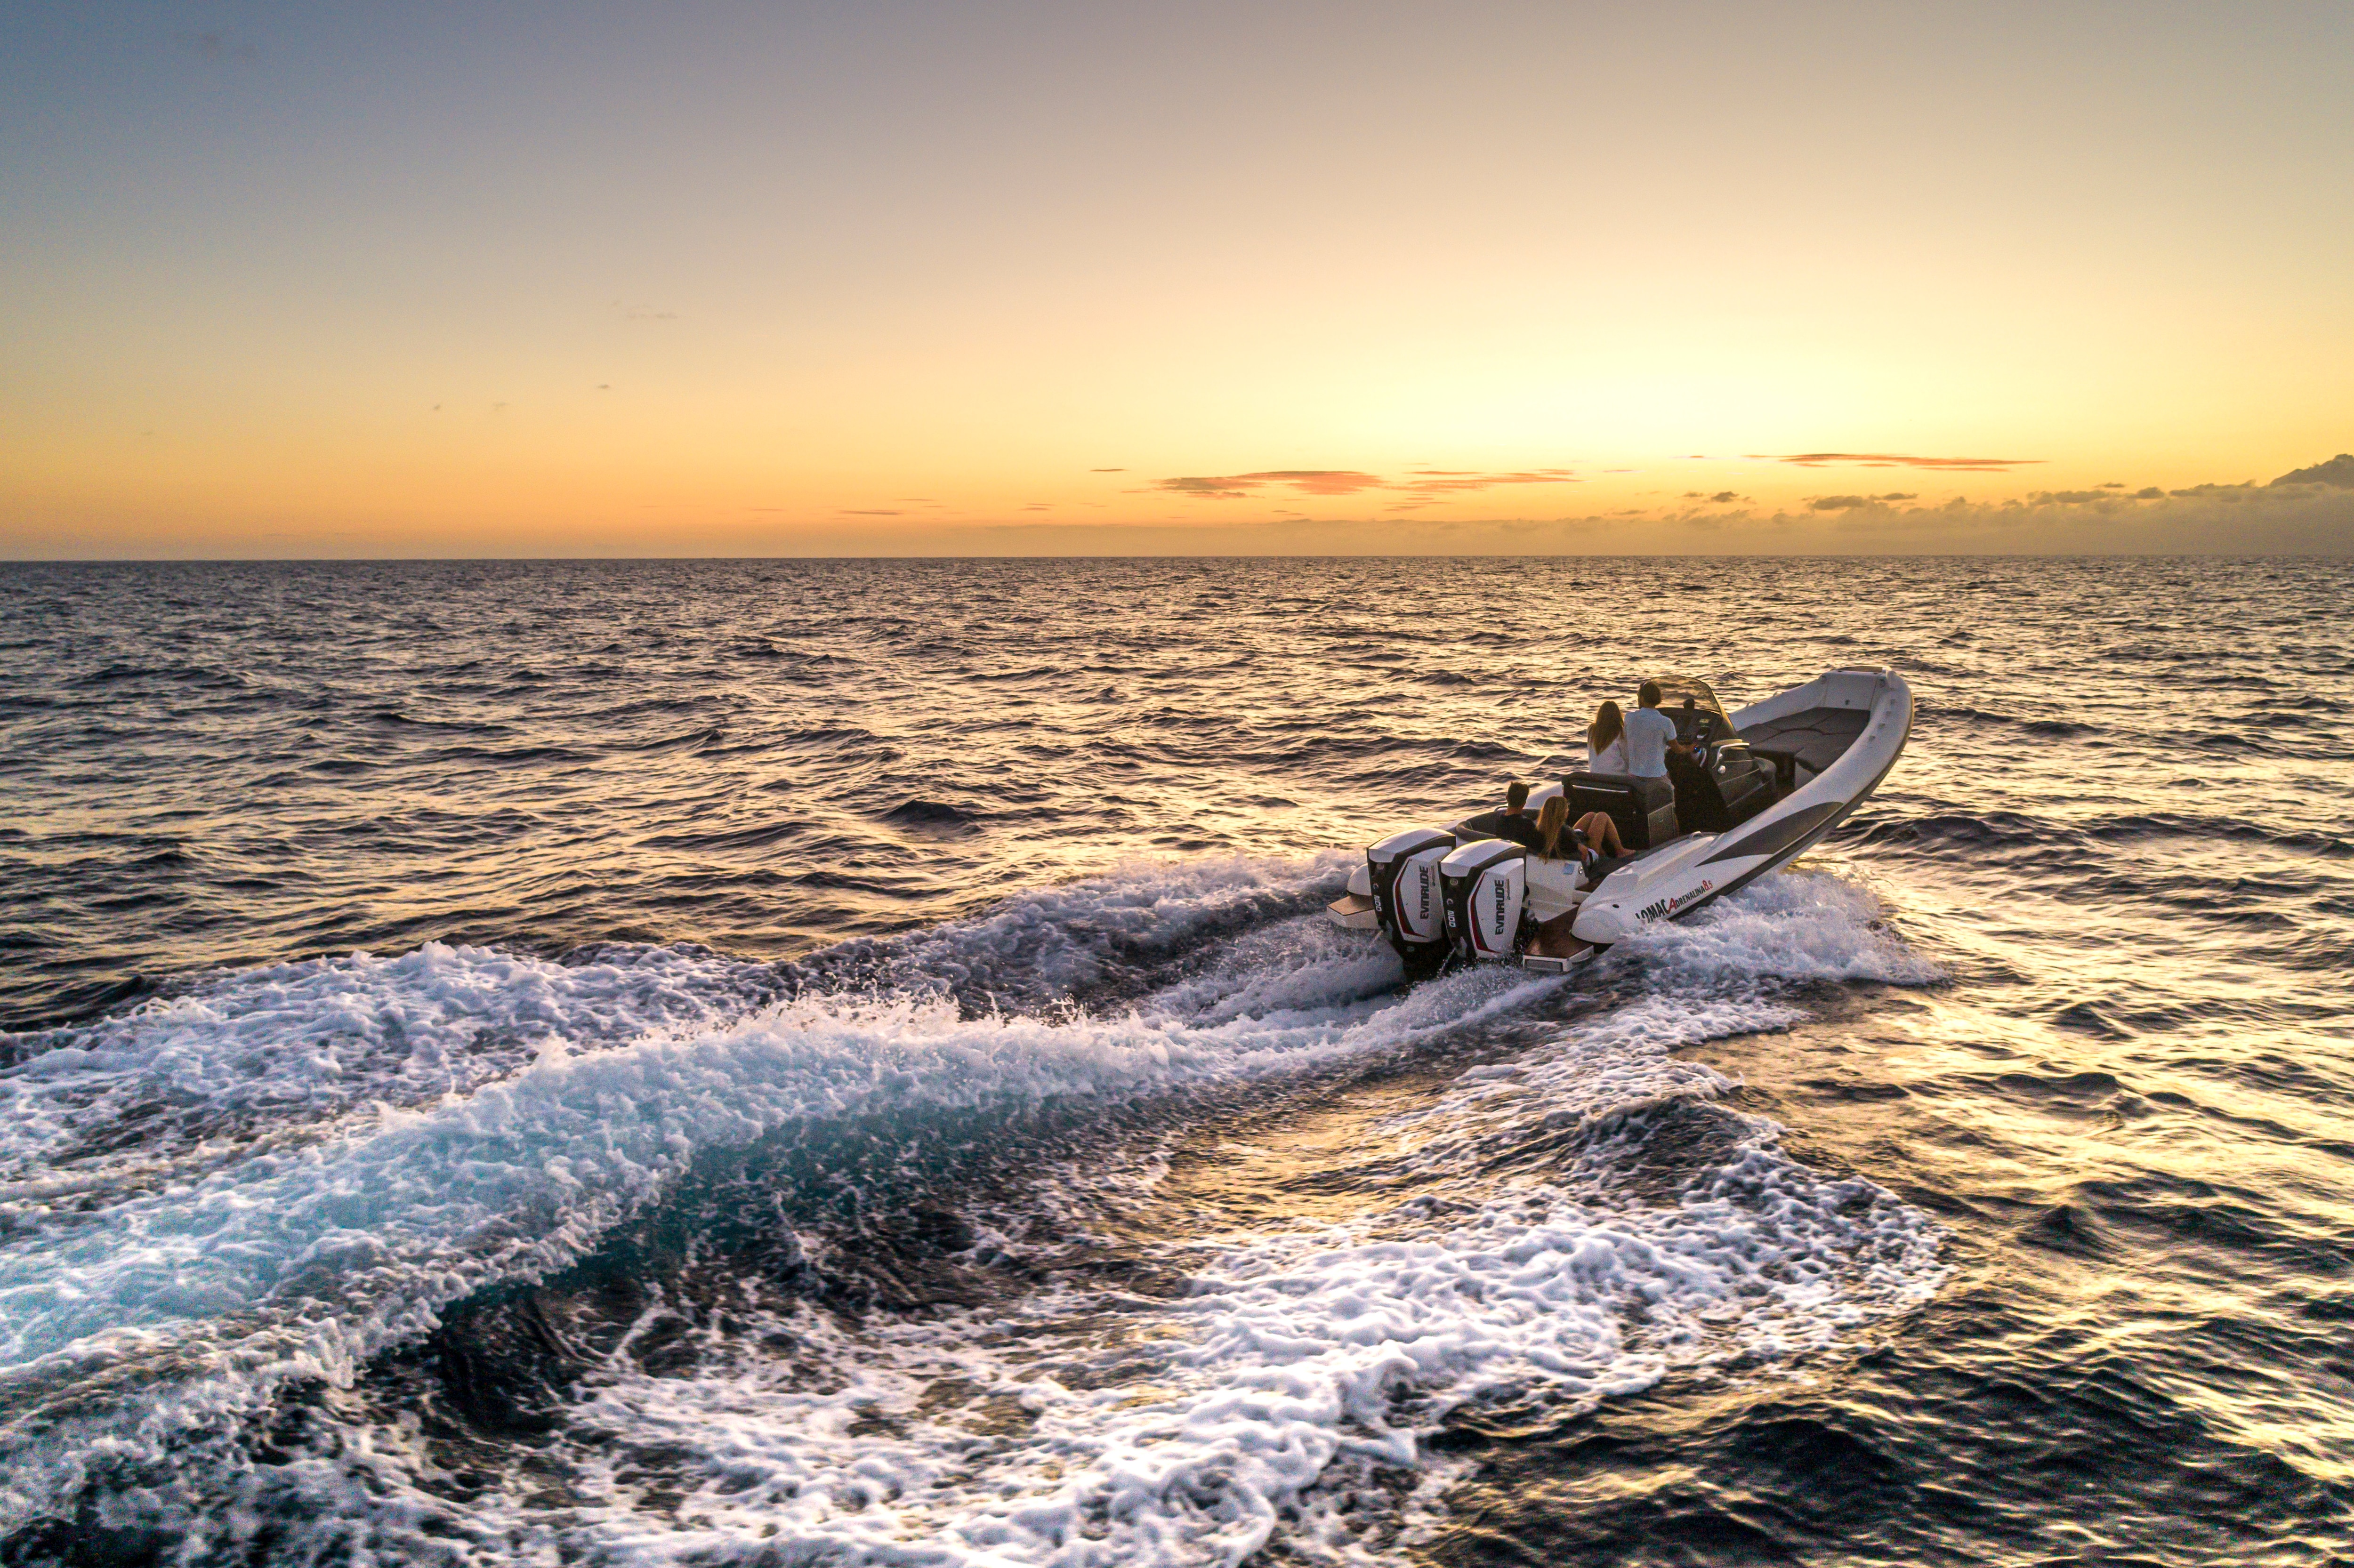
[1365,826,1454,961]
[1438,838,1530,963]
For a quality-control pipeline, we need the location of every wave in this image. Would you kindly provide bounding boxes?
[0,864,1381,1481]
[1932,704,2099,738]
[216,869,1939,1565]
[0,857,1944,1560]
[635,819,814,852]
[1845,809,2351,862]
[1614,869,1944,986]
[879,798,978,832]
[0,941,777,1163]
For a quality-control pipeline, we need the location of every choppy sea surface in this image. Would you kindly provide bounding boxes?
[0,556,2349,1567]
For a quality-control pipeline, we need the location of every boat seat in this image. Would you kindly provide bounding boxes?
[1740,708,1869,778]
[1452,810,1506,840]
[1565,772,1677,851]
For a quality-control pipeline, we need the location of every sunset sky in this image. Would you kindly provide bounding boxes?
[5,2,2350,557]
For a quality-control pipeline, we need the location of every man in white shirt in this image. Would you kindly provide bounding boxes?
[1622,682,1688,778]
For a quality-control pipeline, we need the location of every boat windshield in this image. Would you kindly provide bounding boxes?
[1647,675,1736,742]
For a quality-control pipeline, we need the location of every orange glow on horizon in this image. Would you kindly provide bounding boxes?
[2,7,2349,557]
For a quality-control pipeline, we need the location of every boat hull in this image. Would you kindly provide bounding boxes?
[1572,667,1912,944]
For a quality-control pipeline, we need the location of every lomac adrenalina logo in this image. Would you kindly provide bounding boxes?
[1638,877,1715,923]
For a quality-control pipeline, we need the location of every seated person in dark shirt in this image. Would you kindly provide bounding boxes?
[1493,780,1545,849]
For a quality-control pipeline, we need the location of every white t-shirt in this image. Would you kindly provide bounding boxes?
[1623,707,1679,777]
[1589,735,1630,774]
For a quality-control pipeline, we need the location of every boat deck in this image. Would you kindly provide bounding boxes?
[1519,911,1592,973]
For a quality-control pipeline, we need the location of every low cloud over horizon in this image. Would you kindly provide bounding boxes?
[1754,452,2044,473]
[846,468,2354,557]
[2271,454,2354,489]
[14,451,2345,559]
[1150,468,1580,502]
[1075,463,2354,556]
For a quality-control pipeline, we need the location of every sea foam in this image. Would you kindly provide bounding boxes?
[0,857,1942,1563]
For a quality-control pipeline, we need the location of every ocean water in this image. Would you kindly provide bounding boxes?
[0,555,2348,1566]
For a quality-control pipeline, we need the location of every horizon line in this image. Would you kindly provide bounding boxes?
[5,549,2348,566]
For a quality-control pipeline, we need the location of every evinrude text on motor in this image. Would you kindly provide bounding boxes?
[1328,667,1913,972]
[1439,838,1527,964]
[1354,826,1454,964]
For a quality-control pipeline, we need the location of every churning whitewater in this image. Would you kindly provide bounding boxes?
[1,853,1941,1565]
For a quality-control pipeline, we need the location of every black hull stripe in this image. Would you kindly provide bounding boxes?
[1698,801,1841,866]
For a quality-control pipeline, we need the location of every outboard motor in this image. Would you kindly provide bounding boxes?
[1367,828,1455,961]
[1439,838,1528,964]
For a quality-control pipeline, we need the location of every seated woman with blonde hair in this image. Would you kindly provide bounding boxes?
[1533,796,1631,886]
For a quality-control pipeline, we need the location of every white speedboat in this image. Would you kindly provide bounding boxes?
[1325,668,1913,972]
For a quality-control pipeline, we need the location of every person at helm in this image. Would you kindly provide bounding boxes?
[1623,681,1691,779]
